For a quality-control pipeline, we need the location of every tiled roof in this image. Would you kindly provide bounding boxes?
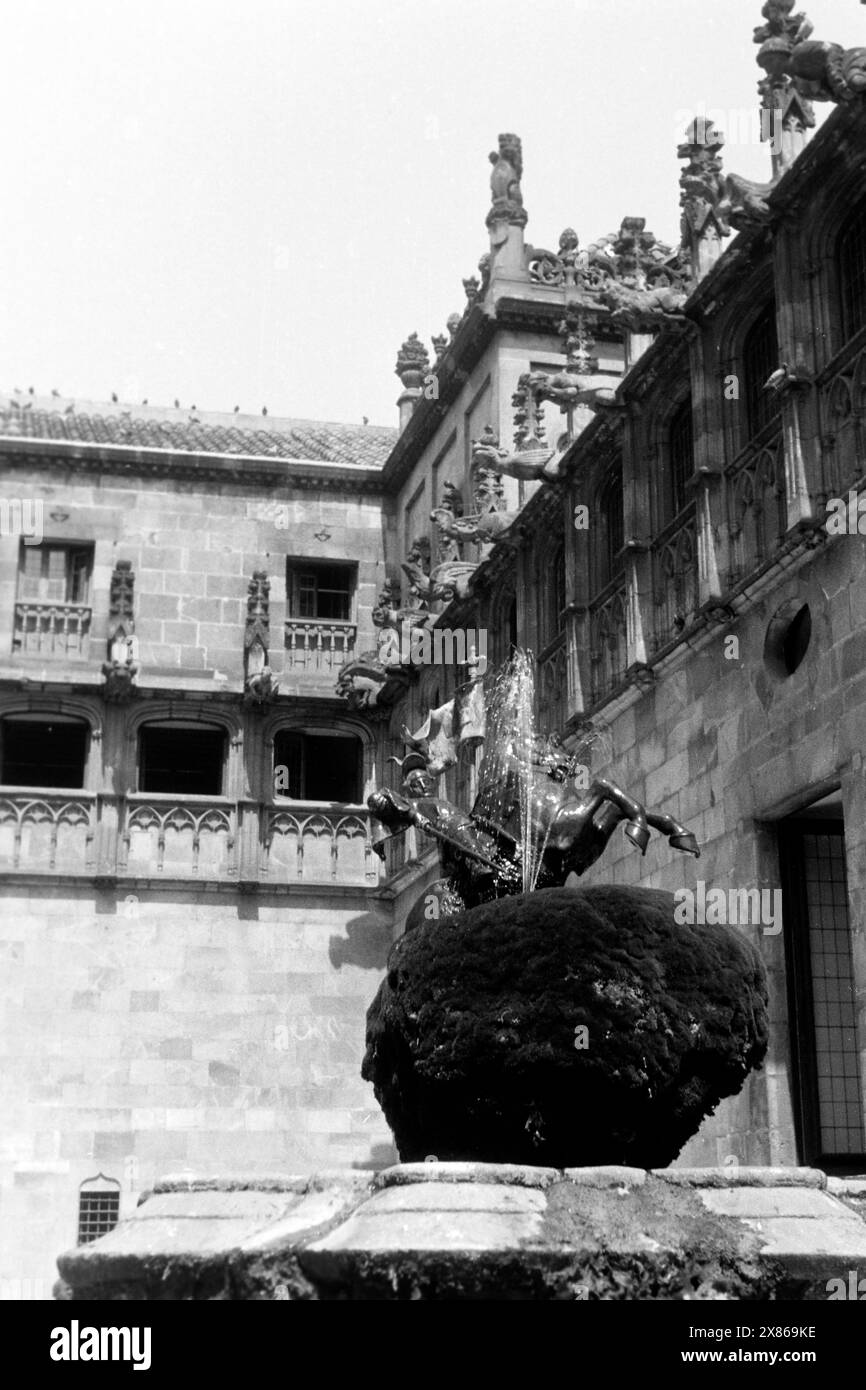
[0,395,397,468]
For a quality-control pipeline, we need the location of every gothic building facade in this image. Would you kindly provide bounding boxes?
[1,3,865,1295]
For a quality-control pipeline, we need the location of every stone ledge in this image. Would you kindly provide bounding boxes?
[652,1166,828,1188]
[56,1164,866,1301]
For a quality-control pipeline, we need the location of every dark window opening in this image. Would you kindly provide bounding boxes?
[507,597,518,654]
[551,545,566,628]
[18,543,93,604]
[78,1187,120,1245]
[669,397,694,519]
[138,725,225,796]
[744,302,780,440]
[597,467,624,591]
[287,562,354,622]
[779,815,866,1170]
[0,716,88,788]
[274,731,362,803]
[838,202,866,342]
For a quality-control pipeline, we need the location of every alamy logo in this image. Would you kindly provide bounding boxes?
[826,1270,866,1300]
[0,498,43,545]
[377,621,487,673]
[825,491,866,535]
[50,1321,151,1371]
[674,881,782,935]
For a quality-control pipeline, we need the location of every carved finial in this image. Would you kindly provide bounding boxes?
[432,333,448,362]
[678,119,731,278]
[463,276,480,305]
[446,312,462,342]
[486,133,527,230]
[395,332,431,388]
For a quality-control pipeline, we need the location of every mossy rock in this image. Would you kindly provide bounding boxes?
[362,885,768,1168]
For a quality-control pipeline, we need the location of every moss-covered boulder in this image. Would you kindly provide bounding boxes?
[362,885,768,1168]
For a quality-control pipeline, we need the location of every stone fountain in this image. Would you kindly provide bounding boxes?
[364,652,769,1169]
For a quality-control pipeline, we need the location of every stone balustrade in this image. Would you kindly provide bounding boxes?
[12,602,91,658]
[283,619,357,672]
[0,789,380,887]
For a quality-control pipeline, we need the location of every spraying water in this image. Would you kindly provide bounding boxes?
[473,649,608,893]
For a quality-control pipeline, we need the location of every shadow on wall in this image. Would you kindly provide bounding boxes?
[351,1141,398,1171]
[329,911,393,971]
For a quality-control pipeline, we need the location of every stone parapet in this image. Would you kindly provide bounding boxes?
[56,1163,866,1301]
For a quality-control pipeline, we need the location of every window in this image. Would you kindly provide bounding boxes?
[18,543,92,604]
[77,1180,120,1245]
[743,302,779,440]
[0,715,88,788]
[838,202,866,342]
[669,397,694,519]
[138,724,225,796]
[597,467,624,591]
[779,811,866,1169]
[287,562,354,622]
[273,731,362,803]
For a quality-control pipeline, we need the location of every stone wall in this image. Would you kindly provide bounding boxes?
[0,880,396,1298]
[577,533,866,1167]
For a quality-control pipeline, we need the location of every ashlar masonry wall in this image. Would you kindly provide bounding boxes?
[0,884,396,1298]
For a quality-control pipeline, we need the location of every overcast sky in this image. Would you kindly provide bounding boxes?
[0,0,861,428]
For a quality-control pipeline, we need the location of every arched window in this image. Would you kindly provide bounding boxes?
[78,1174,120,1245]
[743,302,779,439]
[0,714,89,788]
[597,466,624,591]
[669,396,694,519]
[138,722,226,796]
[273,730,362,803]
[838,201,866,343]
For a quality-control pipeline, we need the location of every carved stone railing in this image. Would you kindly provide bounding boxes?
[263,803,379,885]
[589,579,628,705]
[284,620,356,672]
[0,789,96,872]
[0,790,382,887]
[650,512,698,652]
[817,327,866,500]
[536,633,567,735]
[13,603,91,658]
[121,795,238,878]
[724,425,785,585]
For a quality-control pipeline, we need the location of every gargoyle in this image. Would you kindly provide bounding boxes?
[600,279,688,326]
[470,428,562,483]
[334,660,391,711]
[785,40,866,103]
[427,503,518,545]
[401,557,477,603]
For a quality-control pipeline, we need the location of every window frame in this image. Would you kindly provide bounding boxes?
[17,541,94,605]
[137,722,228,797]
[286,560,356,624]
[837,200,866,346]
[742,301,781,443]
[272,728,363,805]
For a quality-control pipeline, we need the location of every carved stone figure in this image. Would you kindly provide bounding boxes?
[471,425,562,483]
[243,570,279,708]
[102,560,138,704]
[486,133,527,229]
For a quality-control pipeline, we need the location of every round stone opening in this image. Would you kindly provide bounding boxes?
[764,601,811,678]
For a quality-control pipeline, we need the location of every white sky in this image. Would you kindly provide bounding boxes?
[0,0,861,427]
